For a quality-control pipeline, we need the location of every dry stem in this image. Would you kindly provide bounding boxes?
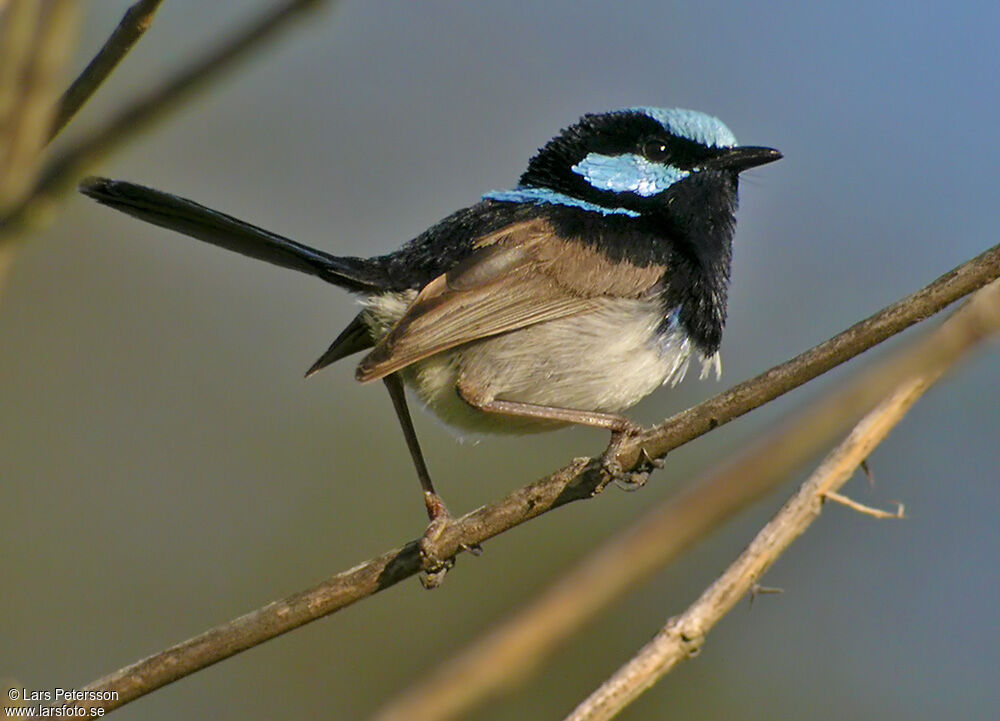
[0,0,326,236]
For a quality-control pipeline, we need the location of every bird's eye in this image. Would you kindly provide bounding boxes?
[641,138,670,162]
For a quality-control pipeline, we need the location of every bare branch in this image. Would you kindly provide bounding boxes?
[53,247,1000,717]
[563,279,1000,721]
[48,0,164,141]
[0,0,327,237]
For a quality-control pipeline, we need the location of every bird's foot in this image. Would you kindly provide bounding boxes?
[614,446,664,491]
[599,423,662,492]
[418,491,456,588]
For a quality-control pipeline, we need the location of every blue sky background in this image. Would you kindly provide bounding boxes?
[2,2,998,719]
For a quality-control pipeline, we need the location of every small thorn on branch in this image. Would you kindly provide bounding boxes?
[748,583,784,607]
[822,490,905,519]
[750,583,785,606]
[860,458,875,488]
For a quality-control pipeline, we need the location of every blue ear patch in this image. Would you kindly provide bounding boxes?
[572,153,688,197]
[631,107,737,148]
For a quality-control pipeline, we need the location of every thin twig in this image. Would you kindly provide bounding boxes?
[48,0,164,141]
[0,0,78,212]
[563,280,1000,721]
[0,0,326,236]
[822,490,904,519]
[53,249,1000,717]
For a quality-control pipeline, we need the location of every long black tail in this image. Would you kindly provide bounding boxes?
[79,177,387,294]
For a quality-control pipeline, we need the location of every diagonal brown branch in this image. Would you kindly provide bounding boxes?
[0,0,327,237]
[52,244,1000,718]
[563,279,1000,721]
[48,0,164,141]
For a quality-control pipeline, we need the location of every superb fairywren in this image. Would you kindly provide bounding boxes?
[80,107,780,543]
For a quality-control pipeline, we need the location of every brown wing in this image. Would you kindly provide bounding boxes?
[355,220,665,383]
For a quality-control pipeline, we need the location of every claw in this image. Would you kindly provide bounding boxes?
[613,473,650,491]
[613,447,665,491]
[638,445,665,470]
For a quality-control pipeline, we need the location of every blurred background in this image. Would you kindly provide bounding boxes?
[1,1,998,719]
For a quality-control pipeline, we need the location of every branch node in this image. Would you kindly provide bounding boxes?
[673,626,704,658]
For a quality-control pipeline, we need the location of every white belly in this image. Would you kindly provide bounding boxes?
[362,292,713,436]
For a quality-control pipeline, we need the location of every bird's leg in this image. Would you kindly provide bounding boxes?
[456,383,655,488]
[382,374,453,587]
[382,373,442,516]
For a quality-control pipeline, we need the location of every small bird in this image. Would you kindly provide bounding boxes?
[80,107,780,548]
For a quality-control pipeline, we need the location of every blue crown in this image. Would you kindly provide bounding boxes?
[631,107,737,148]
